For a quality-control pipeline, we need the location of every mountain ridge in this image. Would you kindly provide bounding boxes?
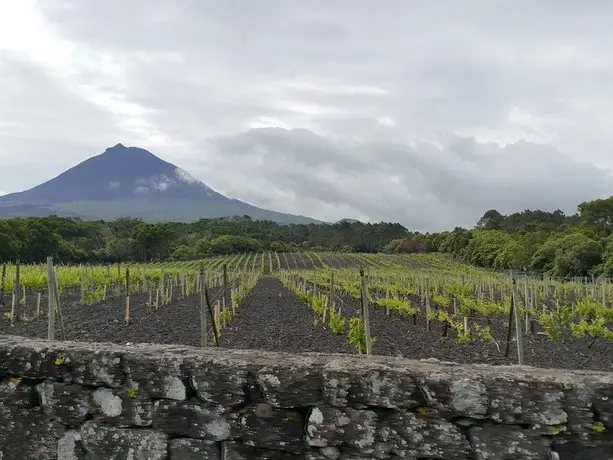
[0,144,322,224]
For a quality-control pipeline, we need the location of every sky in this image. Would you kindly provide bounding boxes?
[1,0,613,231]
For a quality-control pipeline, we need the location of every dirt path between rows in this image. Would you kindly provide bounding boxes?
[220,276,353,354]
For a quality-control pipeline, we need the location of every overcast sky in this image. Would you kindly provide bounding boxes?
[1,1,613,231]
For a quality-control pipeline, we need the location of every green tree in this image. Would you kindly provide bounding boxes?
[578,197,613,235]
[438,228,473,257]
[170,245,191,260]
[131,224,175,261]
[476,209,504,230]
[531,232,601,277]
[463,230,513,267]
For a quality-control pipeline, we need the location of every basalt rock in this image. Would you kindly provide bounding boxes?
[0,334,612,459]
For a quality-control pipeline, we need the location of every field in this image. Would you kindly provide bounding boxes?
[0,252,612,372]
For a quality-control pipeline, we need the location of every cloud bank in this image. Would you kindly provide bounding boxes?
[1,0,613,230]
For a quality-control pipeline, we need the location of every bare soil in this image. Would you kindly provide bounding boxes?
[328,288,613,372]
[0,277,353,355]
[219,276,352,354]
[2,273,611,373]
[0,287,223,348]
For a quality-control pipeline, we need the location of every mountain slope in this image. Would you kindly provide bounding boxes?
[0,143,320,224]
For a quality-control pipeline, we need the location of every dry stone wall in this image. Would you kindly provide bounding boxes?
[0,334,612,459]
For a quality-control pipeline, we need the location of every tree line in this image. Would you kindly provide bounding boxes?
[0,215,409,264]
[384,197,613,279]
[2,195,613,279]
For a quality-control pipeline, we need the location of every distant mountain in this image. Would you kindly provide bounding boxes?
[0,143,321,224]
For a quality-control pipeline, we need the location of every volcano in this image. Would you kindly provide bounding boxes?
[0,143,320,224]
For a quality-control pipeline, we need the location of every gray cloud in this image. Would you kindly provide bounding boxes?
[1,0,613,230]
[198,128,613,231]
[0,53,124,191]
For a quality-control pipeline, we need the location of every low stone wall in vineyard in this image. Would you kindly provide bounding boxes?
[0,334,612,459]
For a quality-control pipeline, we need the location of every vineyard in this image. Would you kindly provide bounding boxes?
[0,251,612,372]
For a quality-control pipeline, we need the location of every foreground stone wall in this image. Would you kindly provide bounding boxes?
[0,335,612,459]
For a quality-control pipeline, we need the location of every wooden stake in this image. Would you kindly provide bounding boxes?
[425,278,431,331]
[385,290,390,316]
[359,269,372,356]
[323,272,334,324]
[524,280,530,334]
[511,278,524,365]
[53,267,67,341]
[204,281,220,347]
[504,292,515,359]
[80,265,85,305]
[125,268,130,324]
[125,297,131,324]
[199,263,208,347]
[0,264,6,305]
[223,264,230,312]
[46,257,56,340]
[14,261,20,309]
[10,293,15,326]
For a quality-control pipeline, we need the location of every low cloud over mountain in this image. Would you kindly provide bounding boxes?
[195,128,613,231]
[0,143,320,224]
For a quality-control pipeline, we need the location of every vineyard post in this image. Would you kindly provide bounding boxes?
[0,264,6,305]
[125,268,130,324]
[425,278,431,331]
[324,271,335,323]
[15,261,20,310]
[504,292,515,358]
[204,280,221,347]
[214,297,220,329]
[80,265,85,305]
[359,269,372,356]
[161,276,166,306]
[0,264,5,305]
[524,279,531,335]
[199,263,208,347]
[10,292,15,326]
[46,257,56,340]
[223,264,230,313]
[231,282,236,316]
[531,283,537,319]
[511,278,525,364]
[52,267,67,341]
